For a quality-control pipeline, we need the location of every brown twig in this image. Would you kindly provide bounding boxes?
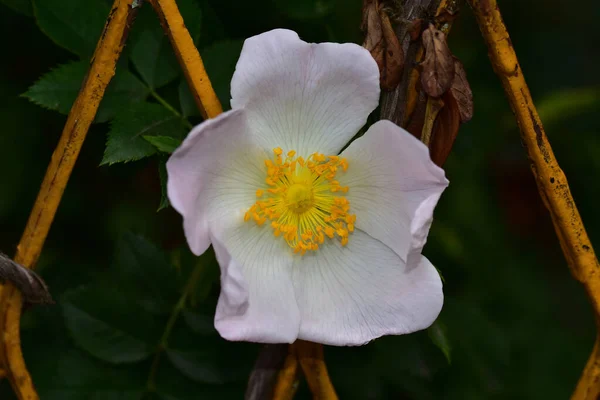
[149,0,223,119]
[466,1,600,399]
[0,0,141,398]
[0,253,52,305]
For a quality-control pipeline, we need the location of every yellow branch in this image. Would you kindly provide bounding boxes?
[271,341,338,400]
[149,0,223,119]
[272,348,300,400]
[0,1,140,398]
[293,341,338,400]
[467,1,600,398]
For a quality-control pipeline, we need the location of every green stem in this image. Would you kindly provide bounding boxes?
[145,261,204,391]
[149,89,193,130]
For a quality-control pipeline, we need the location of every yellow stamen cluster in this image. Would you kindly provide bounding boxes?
[244,147,355,254]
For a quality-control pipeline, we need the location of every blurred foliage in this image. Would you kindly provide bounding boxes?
[0,0,598,398]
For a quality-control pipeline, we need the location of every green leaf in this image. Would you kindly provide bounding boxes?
[129,1,201,89]
[32,0,110,58]
[34,349,146,400]
[182,310,215,335]
[128,8,179,89]
[178,0,202,43]
[274,0,334,20]
[178,79,199,117]
[62,285,162,364]
[23,61,149,123]
[428,321,452,364]
[167,320,257,386]
[144,135,182,153]
[20,305,148,399]
[155,359,245,400]
[186,249,220,303]
[196,0,226,47]
[537,87,600,128]
[158,157,170,211]
[114,233,180,314]
[102,102,188,165]
[0,0,33,16]
[200,40,244,111]
[166,349,225,384]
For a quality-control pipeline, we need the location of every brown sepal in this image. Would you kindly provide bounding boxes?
[405,91,427,140]
[450,57,474,122]
[362,0,404,90]
[429,91,461,166]
[408,18,424,41]
[420,23,455,97]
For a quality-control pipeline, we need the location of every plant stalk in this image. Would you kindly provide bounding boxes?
[0,0,142,398]
[466,1,600,398]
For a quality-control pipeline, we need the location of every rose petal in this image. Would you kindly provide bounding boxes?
[167,109,266,255]
[231,29,380,156]
[212,222,299,343]
[293,230,443,345]
[337,120,448,264]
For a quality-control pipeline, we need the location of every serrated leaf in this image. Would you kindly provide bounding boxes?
[428,320,451,364]
[129,1,201,89]
[32,0,110,58]
[128,8,179,89]
[62,285,162,364]
[23,61,149,123]
[144,135,182,153]
[102,102,188,165]
[114,233,180,313]
[1,0,33,16]
[200,40,243,111]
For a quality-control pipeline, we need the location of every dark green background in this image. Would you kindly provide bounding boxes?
[0,0,599,398]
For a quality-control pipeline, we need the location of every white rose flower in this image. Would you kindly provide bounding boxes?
[167,29,448,346]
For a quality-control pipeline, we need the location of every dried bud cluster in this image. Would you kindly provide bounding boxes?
[362,2,474,167]
[421,24,455,98]
[418,24,474,166]
[361,0,404,90]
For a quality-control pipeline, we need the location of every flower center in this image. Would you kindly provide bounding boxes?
[286,183,314,213]
[244,147,356,255]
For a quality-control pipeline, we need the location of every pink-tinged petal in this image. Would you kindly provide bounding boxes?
[337,120,448,264]
[212,222,299,343]
[166,109,266,256]
[293,230,443,346]
[231,29,380,156]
